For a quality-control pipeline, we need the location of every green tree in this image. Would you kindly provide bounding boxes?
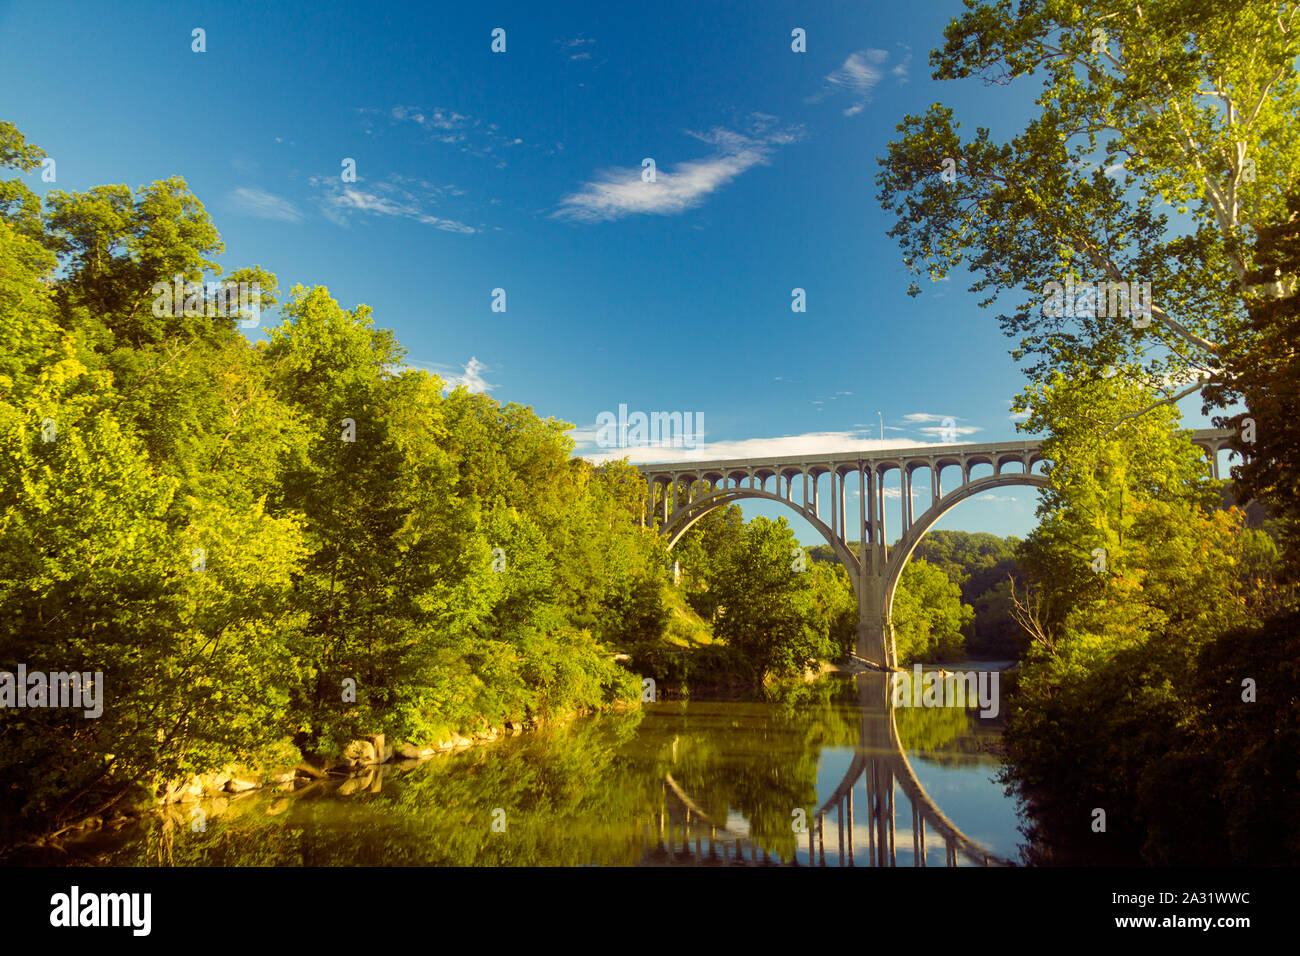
[708,517,830,678]
[999,372,1286,863]
[891,559,973,663]
[0,122,654,844]
[876,0,1300,439]
[913,530,1025,655]
[0,128,310,838]
[1205,189,1300,572]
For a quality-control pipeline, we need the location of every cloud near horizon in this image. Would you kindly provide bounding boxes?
[401,357,495,393]
[571,426,981,465]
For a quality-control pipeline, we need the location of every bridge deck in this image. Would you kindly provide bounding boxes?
[631,429,1233,475]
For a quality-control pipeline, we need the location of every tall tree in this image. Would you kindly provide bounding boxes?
[876,0,1300,427]
[1204,189,1300,569]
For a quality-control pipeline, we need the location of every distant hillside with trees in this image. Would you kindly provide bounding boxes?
[807,529,1026,661]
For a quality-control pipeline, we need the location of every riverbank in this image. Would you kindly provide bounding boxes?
[9,673,1028,867]
[5,701,636,861]
[819,657,1020,675]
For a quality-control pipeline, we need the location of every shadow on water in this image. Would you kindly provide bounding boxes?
[36,671,1024,866]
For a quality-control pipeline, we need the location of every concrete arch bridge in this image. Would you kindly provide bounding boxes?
[636,430,1234,669]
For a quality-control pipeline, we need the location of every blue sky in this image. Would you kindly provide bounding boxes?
[0,0,1221,544]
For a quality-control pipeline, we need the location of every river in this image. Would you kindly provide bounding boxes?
[49,668,1025,867]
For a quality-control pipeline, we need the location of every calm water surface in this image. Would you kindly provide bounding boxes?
[60,670,1026,866]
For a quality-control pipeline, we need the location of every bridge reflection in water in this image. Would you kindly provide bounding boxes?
[638,671,1012,867]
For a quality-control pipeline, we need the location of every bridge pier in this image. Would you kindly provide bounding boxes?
[855,568,895,670]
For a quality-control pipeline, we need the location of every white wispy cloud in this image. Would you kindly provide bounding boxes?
[561,35,596,59]
[555,119,802,223]
[915,425,982,439]
[226,186,303,223]
[311,175,475,233]
[810,48,904,115]
[365,105,474,141]
[897,412,983,441]
[881,484,933,499]
[891,49,912,84]
[573,427,974,465]
[404,357,495,393]
[450,356,493,392]
[361,105,525,165]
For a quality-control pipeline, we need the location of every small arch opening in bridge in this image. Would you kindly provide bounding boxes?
[877,466,902,546]
[1214,446,1241,483]
[903,467,932,530]
[935,461,964,498]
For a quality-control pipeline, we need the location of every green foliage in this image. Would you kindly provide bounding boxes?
[890,559,973,663]
[1205,189,1300,574]
[876,0,1300,417]
[912,530,1025,656]
[1013,370,1267,647]
[0,124,660,843]
[669,505,853,682]
[0,116,859,840]
[872,4,1300,863]
[1140,609,1300,865]
[0,122,46,240]
[999,373,1294,863]
[704,516,840,678]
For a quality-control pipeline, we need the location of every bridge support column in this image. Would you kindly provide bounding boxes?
[877,473,888,564]
[854,569,892,669]
[903,468,913,530]
[866,468,876,572]
[831,472,838,540]
[838,471,847,544]
[858,466,867,566]
[847,789,855,865]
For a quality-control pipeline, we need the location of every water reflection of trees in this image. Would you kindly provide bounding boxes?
[99,711,654,866]
[894,699,1003,769]
[76,676,1004,866]
[642,679,861,860]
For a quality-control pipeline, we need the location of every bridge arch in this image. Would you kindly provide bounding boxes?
[881,472,1048,665]
[638,429,1229,668]
[659,487,863,599]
